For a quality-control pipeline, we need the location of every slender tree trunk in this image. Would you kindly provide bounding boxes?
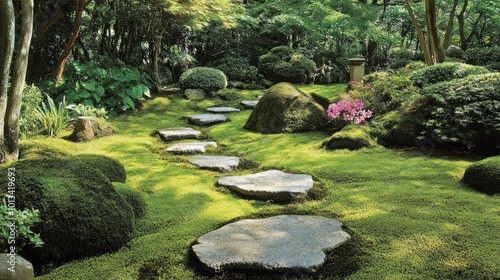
[425,0,445,63]
[51,0,86,83]
[457,0,469,50]
[3,0,34,163]
[442,0,459,50]
[405,0,432,65]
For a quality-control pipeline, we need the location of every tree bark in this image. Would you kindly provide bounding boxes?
[50,0,86,83]
[442,0,459,50]
[405,0,432,65]
[457,0,469,50]
[3,0,34,163]
[425,0,444,63]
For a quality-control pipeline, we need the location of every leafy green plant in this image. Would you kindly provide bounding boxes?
[179,67,227,93]
[211,56,260,83]
[67,104,108,120]
[259,46,317,84]
[31,95,70,137]
[20,84,44,139]
[466,46,500,66]
[410,62,490,87]
[45,61,151,113]
[1,196,44,252]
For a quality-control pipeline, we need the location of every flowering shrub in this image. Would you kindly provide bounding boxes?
[327,98,372,124]
[349,80,375,93]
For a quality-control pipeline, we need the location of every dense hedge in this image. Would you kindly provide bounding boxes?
[462,156,500,195]
[179,67,227,93]
[259,46,316,84]
[212,56,260,83]
[410,62,490,87]
[466,46,500,66]
[0,156,136,265]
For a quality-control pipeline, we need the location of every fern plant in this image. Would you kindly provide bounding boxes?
[31,95,70,137]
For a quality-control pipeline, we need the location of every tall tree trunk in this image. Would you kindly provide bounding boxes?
[457,0,469,50]
[50,0,86,83]
[425,0,445,63]
[2,0,34,163]
[442,0,459,50]
[405,0,432,65]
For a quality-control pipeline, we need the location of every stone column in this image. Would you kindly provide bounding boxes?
[348,58,366,82]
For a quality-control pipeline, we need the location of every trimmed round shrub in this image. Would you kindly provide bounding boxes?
[113,182,147,219]
[374,111,423,147]
[0,156,135,264]
[179,67,227,93]
[410,62,490,87]
[466,46,500,66]
[445,45,466,59]
[72,154,126,183]
[462,156,500,195]
[212,56,259,83]
[322,125,375,150]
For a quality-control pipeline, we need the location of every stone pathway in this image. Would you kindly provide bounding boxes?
[154,127,201,142]
[217,170,313,202]
[187,114,228,126]
[189,156,242,172]
[165,142,217,155]
[240,100,258,109]
[192,215,350,274]
[206,107,240,113]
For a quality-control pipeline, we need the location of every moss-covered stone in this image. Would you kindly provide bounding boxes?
[462,156,500,195]
[244,82,329,133]
[322,125,375,150]
[113,182,147,219]
[374,111,423,147]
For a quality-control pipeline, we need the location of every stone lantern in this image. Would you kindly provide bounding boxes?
[348,58,366,82]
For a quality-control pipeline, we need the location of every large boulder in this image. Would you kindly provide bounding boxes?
[244,83,329,133]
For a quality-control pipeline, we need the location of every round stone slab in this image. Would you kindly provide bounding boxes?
[240,100,258,109]
[217,170,313,201]
[206,107,241,113]
[154,127,201,142]
[189,156,242,173]
[165,142,217,155]
[187,114,228,125]
[192,215,351,274]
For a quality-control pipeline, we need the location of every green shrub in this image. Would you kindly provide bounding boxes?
[404,61,426,73]
[466,46,500,66]
[389,59,413,69]
[389,47,416,60]
[462,156,500,195]
[0,156,135,264]
[410,62,490,87]
[31,95,70,137]
[72,154,126,183]
[373,111,423,147]
[445,45,466,59]
[322,125,375,150]
[179,67,227,94]
[45,61,151,113]
[113,183,147,219]
[20,84,44,138]
[212,56,260,83]
[416,73,500,153]
[259,47,316,84]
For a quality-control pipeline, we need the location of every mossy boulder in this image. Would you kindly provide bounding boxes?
[322,125,375,150]
[244,82,329,133]
[0,156,135,265]
[462,156,500,195]
[113,182,147,219]
[374,111,423,147]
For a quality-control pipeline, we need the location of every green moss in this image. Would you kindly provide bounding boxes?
[322,124,375,150]
[19,138,74,159]
[374,111,423,147]
[72,154,126,183]
[462,156,500,195]
[113,182,147,219]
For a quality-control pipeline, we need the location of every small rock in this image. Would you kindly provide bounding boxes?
[184,89,206,100]
[0,254,35,280]
[154,127,201,142]
[161,87,181,94]
[206,107,241,113]
[217,170,313,201]
[189,156,242,172]
[187,114,228,126]
[240,101,258,109]
[166,142,217,155]
[192,215,351,274]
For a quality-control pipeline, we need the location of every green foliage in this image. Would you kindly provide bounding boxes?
[211,56,260,83]
[113,183,147,219]
[178,67,227,93]
[462,156,500,195]
[322,124,375,150]
[259,47,316,84]
[445,45,466,59]
[373,111,423,147]
[410,62,490,87]
[0,197,44,252]
[404,61,426,73]
[45,61,151,113]
[466,46,500,66]
[0,156,135,264]
[389,47,416,60]
[67,104,108,119]
[417,73,500,153]
[20,84,44,139]
[31,95,70,137]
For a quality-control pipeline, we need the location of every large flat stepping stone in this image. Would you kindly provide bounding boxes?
[240,100,258,109]
[192,215,351,274]
[187,114,228,125]
[206,107,241,113]
[189,156,242,172]
[166,142,217,155]
[217,170,313,201]
[154,127,201,141]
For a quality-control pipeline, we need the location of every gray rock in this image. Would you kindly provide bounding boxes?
[206,107,241,113]
[189,156,242,172]
[184,89,206,100]
[166,142,217,155]
[217,170,313,201]
[240,100,258,109]
[0,253,35,280]
[187,114,228,126]
[161,87,181,94]
[192,215,351,274]
[154,127,201,142]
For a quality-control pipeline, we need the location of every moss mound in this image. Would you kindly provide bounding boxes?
[374,111,423,147]
[244,82,329,133]
[322,125,375,150]
[113,182,147,219]
[462,156,500,195]
[73,154,126,183]
[0,156,135,264]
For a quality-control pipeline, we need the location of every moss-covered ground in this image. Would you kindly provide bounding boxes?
[31,84,499,279]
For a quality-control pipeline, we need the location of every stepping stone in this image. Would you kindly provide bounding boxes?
[240,100,258,109]
[166,142,217,155]
[187,114,228,126]
[192,215,351,274]
[206,107,241,113]
[189,156,242,173]
[217,170,313,202]
[154,127,201,142]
